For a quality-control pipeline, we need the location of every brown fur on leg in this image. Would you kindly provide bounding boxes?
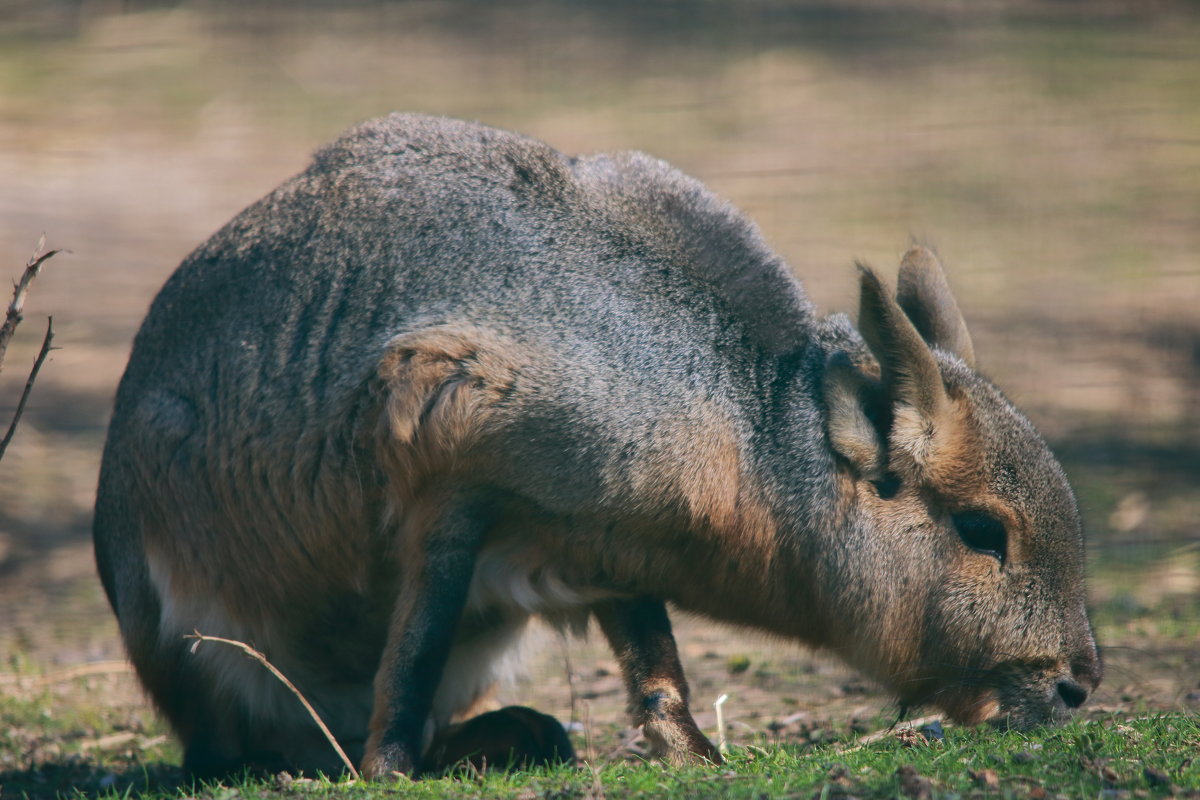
[362,494,494,779]
[593,597,721,765]
[422,706,577,774]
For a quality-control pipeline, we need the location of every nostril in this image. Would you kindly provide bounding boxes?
[1056,680,1089,709]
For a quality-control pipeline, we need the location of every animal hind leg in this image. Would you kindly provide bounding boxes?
[421,612,576,774]
[94,492,251,778]
[423,706,576,774]
[116,574,257,778]
[116,567,294,778]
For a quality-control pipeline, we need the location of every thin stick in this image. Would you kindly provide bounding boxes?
[582,700,594,763]
[587,760,607,800]
[837,714,944,753]
[0,236,61,373]
[561,631,579,728]
[713,693,729,755]
[0,659,131,689]
[0,317,54,462]
[185,630,361,780]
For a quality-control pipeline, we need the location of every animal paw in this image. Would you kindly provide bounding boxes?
[643,717,723,766]
[361,742,419,780]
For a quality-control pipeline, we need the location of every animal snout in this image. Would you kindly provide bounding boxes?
[1055,679,1089,709]
[1054,647,1102,711]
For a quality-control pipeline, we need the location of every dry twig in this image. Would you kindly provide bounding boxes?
[0,317,55,462]
[586,760,607,800]
[837,714,944,753]
[185,630,361,780]
[0,237,63,463]
[0,235,61,373]
[0,659,132,689]
[561,631,579,728]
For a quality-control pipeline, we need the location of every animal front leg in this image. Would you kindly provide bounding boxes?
[593,597,722,765]
[361,495,492,778]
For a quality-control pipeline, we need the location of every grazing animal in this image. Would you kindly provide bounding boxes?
[94,113,1101,779]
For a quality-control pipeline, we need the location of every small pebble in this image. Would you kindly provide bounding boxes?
[918,721,945,742]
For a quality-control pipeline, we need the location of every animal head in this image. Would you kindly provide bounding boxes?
[822,246,1101,729]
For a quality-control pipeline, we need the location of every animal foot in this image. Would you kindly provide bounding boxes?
[644,718,723,766]
[360,742,419,780]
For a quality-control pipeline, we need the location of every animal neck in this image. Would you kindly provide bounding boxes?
[657,505,837,646]
[661,359,850,646]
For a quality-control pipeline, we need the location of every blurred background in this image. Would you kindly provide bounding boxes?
[0,0,1196,744]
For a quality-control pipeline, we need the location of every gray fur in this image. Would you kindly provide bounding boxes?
[94,114,1099,778]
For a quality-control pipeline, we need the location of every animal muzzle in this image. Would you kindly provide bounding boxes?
[928,635,1102,730]
[1057,637,1103,711]
[993,643,1102,729]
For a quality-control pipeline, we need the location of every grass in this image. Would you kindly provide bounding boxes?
[3,676,1199,799]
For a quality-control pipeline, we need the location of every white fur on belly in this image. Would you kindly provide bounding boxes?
[466,542,614,616]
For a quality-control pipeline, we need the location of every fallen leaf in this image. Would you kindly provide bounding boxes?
[970,768,1000,789]
[897,765,932,799]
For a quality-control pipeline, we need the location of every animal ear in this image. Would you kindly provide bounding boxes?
[823,350,888,481]
[856,264,971,476]
[856,263,949,420]
[896,246,975,367]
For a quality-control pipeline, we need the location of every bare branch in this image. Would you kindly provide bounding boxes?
[185,630,361,780]
[0,237,62,375]
[0,317,54,463]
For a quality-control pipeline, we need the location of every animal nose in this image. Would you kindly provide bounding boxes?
[1057,642,1102,711]
[1056,679,1089,709]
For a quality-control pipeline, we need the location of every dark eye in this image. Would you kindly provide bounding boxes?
[871,473,901,500]
[952,511,1007,564]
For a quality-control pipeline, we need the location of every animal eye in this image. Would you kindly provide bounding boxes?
[952,511,1007,564]
[871,473,901,500]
